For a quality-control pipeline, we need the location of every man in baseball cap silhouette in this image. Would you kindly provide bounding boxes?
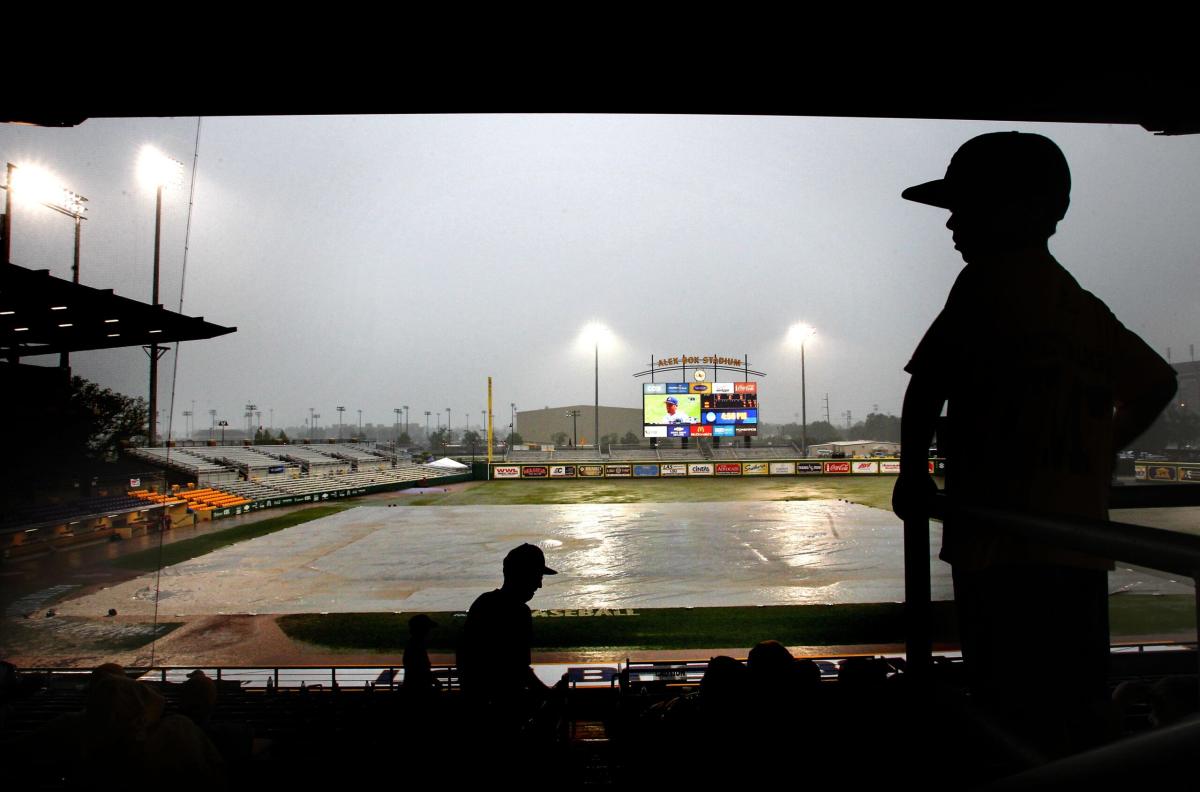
[458,543,558,729]
[893,131,1176,755]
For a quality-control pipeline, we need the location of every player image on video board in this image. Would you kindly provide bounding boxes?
[643,392,701,426]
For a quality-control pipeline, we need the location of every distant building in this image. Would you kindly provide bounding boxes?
[1174,360,1199,414]
[517,405,642,445]
[808,440,901,458]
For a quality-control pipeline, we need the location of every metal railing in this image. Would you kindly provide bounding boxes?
[903,483,1200,681]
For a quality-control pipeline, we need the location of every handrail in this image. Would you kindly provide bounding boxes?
[904,488,1200,681]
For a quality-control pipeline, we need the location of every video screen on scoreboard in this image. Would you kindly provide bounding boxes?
[644,382,758,437]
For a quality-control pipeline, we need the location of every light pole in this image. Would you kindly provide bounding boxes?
[787,323,816,456]
[309,407,315,440]
[357,409,362,439]
[566,409,581,446]
[245,403,257,441]
[446,407,452,444]
[425,411,431,444]
[138,146,183,447]
[403,405,410,439]
[313,412,321,438]
[1,162,89,369]
[182,410,192,442]
[510,402,516,448]
[394,408,401,446]
[209,409,217,441]
[580,322,611,449]
[337,405,345,440]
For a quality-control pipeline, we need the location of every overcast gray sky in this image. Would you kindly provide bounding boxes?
[3,115,1197,438]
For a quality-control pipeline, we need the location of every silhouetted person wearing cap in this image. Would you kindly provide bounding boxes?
[458,543,557,730]
[893,132,1176,755]
[404,614,439,691]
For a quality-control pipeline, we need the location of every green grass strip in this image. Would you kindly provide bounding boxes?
[278,594,1193,653]
[401,477,900,510]
[111,505,349,572]
[278,603,962,652]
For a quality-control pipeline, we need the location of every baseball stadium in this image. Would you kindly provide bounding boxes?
[3,90,1200,788]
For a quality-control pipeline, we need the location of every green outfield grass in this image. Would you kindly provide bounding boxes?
[278,594,1194,654]
[402,476,904,510]
[111,505,350,572]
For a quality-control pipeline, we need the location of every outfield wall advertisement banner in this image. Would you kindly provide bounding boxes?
[743,462,768,475]
[688,463,714,476]
[549,465,576,478]
[578,465,604,478]
[853,461,879,474]
[634,464,660,477]
[661,463,688,477]
[770,462,795,475]
[824,461,851,474]
[796,462,823,474]
[522,466,549,478]
[880,461,901,474]
[494,466,521,479]
[716,463,742,476]
[1181,467,1200,482]
[605,464,632,477]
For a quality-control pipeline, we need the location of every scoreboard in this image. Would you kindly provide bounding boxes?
[644,382,758,438]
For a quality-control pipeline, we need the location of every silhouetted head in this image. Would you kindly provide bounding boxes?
[904,132,1071,262]
[408,613,437,637]
[502,543,557,602]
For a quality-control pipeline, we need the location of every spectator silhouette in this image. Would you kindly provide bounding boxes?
[458,543,558,735]
[403,614,440,691]
[893,132,1177,755]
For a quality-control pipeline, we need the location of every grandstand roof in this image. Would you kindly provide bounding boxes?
[0,262,236,360]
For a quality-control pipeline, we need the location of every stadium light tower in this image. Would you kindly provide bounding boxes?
[337,405,345,440]
[579,322,614,450]
[510,402,516,448]
[137,146,183,447]
[394,408,401,446]
[566,409,581,446]
[2,162,89,369]
[403,405,410,439]
[446,407,452,443]
[424,411,431,443]
[209,409,217,440]
[786,322,817,456]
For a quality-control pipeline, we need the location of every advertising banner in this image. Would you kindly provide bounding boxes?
[824,461,852,474]
[578,464,605,478]
[661,463,688,477]
[853,461,879,474]
[129,478,141,488]
[494,466,521,479]
[734,382,758,394]
[880,460,901,474]
[605,464,632,477]
[1148,466,1177,481]
[268,465,285,474]
[634,464,660,477]
[933,459,947,475]
[712,382,734,394]
[549,465,577,478]
[521,466,549,478]
[734,426,758,436]
[1180,467,1200,482]
[644,383,667,395]
[795,462,823,474]
[743,462,769,475]
[692,425,713,436]
[770,462,795,475]
[688,383,712,395]
[1134,464,1147,480]
[667,425,690,438]
[703,409,758,424]
[666,383,690,394]
[644,425,667,438]
[688,463,714,476]
[716,463,742,476]
[712,425,734,437]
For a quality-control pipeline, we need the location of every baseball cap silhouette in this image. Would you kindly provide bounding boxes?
[503,543,557,576]
[903,131,1071,221]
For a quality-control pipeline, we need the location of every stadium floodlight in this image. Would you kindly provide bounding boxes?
[337,406,346,440]
[3,162,89,368]
[786,322,817,456]
[138,146,184,449]
[578,321,615,450]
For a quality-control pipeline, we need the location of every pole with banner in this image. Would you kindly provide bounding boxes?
[487,377,494,471]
